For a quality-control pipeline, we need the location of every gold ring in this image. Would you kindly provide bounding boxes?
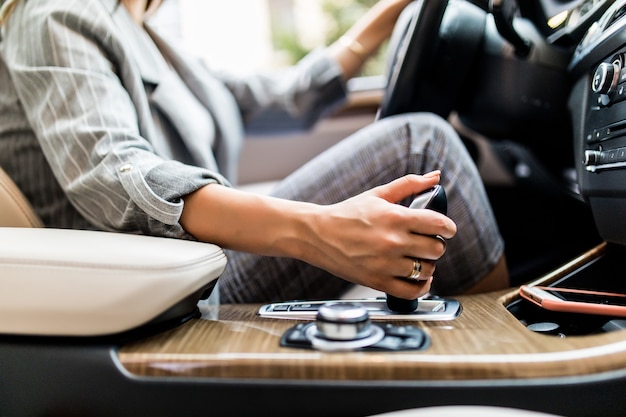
[407,259,422,280]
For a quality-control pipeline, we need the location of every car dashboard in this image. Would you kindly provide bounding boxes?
[568,0,626,245]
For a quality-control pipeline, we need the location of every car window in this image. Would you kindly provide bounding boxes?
[151,0,386,77]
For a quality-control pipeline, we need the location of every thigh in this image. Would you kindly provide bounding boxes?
[221,114,425,303]
[220,113,504,303]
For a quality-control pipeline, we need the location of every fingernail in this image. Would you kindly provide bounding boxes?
[423,170,441,178]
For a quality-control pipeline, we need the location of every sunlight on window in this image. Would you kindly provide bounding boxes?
[292,0,326,49]
[153,0,327,73]
[151,0,383,76]
[178,0,273,72]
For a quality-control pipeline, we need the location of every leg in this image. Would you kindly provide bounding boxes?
[219,112,507,303]
[463,255,509,294]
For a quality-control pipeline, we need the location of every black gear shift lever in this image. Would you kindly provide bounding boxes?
[386,185,447,313]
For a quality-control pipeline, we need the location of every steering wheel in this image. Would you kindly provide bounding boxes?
[377,0,449,120]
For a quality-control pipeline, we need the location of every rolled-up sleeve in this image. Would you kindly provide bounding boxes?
[217,48,348,124]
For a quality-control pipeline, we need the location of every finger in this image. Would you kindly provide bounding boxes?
[401,231,450,262]
[434,235,447,255]
[420,234,448,259]
[407,209,457,240]
[387,276,434,300]
[371,173,441,204]
[398,258,435,281]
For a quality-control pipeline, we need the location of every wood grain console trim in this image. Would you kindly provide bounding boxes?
[119,243,626,381]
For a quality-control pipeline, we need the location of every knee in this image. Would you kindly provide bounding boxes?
[395,112,466,152]
[387,111,448,129]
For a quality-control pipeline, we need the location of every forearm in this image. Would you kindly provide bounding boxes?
[179,173,456,300]
[180,184,317,259]
[329,0,413,80]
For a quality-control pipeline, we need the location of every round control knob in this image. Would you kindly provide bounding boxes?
[592,61,620,95]
[584,150,602,166]
[315,301,372,341]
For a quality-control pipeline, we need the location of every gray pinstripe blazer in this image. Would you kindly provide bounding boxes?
[0,0,346,238]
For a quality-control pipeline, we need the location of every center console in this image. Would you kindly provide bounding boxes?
[508,0,626,337]
[112,5,626,415]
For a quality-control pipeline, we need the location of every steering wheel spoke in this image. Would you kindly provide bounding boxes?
[378,0,449,119]
[377,0,486,121]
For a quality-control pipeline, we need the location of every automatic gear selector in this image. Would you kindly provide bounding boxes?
[386,185,447,313]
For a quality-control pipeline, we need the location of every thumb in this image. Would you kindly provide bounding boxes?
[372,171,441,204]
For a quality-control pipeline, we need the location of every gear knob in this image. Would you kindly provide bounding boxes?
[386,185,447,313]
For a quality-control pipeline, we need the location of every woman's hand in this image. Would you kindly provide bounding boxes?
[300,171,457,300]
[329,0,415,80]
[181,170,455,301]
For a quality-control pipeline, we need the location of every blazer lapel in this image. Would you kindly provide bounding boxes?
[107,2,173,159]
[149,70,220,170]
[106,2,221,174]
[146,26,244,184]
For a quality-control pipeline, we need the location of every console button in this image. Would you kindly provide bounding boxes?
[592,62,619,94]
[614,83,626,103]
[289,303,320,311]
[584,147,626,171]
[584,150,601,165]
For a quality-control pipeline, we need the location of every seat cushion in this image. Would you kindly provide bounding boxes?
[0,228,227,336]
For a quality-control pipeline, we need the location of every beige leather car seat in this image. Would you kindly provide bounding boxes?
[0,164,227,337]
[0,166,42,227]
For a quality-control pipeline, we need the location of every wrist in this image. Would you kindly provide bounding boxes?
[268,199,322,261]
[338,35,367,61]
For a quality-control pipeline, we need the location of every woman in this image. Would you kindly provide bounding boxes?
[0,0,508,304]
